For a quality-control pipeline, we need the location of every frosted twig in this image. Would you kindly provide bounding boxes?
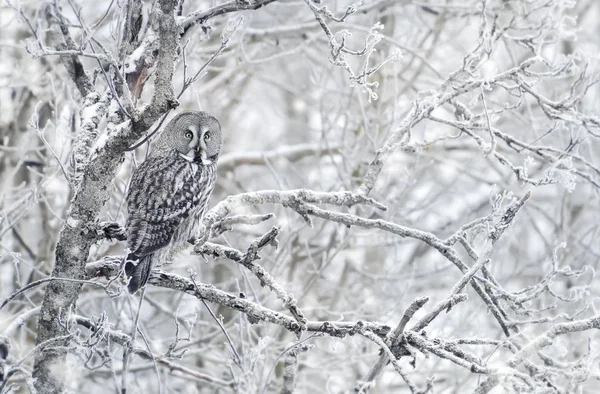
[479,85,497,155]
[218,143,341,172]
[359,58,539,196]
[196,227,306,326]
[357,296,429,392]
[507,315,600,368]
[303,0,400,100]
[182,0,278,27]
[281,343,312,394]
[404,331,489,374]
[0,307,41,365]
[210,213,275,237]
[73,316,234,387]
[361,331,420,394]
[0,277,109,313]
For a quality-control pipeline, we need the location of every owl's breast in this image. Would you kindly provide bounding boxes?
[167,162,216,250]
[168,203,205,254]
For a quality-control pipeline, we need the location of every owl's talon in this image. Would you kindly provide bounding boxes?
[101,222,128,241]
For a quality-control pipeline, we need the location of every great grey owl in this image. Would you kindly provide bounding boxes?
[124,111,222,293]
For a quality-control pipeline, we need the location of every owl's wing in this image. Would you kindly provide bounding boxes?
[125,153,216,258]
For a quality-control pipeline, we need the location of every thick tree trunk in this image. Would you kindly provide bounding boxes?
[32,0,179,391]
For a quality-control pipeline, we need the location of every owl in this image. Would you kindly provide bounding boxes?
[124,111,222,293]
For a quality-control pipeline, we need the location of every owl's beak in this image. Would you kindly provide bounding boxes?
[193,144,204,163]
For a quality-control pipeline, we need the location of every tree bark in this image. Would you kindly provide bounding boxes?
[32,1,179,391]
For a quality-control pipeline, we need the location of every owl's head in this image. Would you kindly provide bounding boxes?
[155,111,223,164]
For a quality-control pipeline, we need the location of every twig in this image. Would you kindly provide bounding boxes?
[357,297,429,392]
[361,331,420,394]
[196,227,306,326]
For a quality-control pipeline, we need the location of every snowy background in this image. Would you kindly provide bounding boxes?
[1,0,600,393]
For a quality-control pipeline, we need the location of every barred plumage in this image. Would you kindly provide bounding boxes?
[124,112,222,293]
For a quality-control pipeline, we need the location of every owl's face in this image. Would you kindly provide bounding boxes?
[159,111,222,164]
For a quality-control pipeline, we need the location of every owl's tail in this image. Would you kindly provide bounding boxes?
[125,254,154,294]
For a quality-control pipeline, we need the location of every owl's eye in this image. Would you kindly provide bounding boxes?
[184,131,193,139]
[204,132,211,141]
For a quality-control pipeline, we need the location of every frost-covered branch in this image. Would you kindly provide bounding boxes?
[85,258,391,338]
[196,226,307,325]
[357,296,429,392]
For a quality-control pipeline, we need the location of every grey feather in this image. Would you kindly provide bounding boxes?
[125,111,222,293]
